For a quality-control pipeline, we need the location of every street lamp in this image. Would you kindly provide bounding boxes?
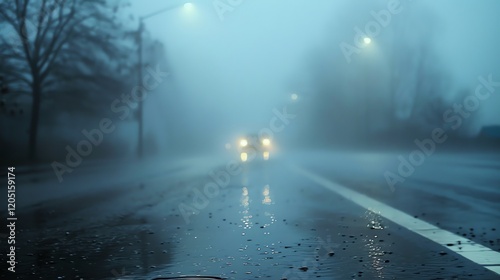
[183,2,194,10]
[360,37,373,139]
[137,2,193,159]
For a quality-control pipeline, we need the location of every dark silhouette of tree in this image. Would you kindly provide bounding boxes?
[0,0,134,160]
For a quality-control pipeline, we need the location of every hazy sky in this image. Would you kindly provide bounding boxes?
[127,0,500,135]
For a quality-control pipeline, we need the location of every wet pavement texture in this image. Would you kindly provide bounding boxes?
[1,153,499,279]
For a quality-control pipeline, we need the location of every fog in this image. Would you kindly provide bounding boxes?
[131,0,500,153]
[2,2,500,279]
[1,0,500,163]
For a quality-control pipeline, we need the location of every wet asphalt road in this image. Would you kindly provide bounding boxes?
[2,151,499,279]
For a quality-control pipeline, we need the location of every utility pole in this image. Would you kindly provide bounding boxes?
[135,3,193,159]
[137,20,144,159]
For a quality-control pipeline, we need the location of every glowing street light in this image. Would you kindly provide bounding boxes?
[363,37,372,45]
[183,2,194,10]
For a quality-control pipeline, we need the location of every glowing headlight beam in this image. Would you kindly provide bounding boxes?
[240,139,248,147]
[241,152,248,162]
[263,151,270,160]
[262,138,271,146]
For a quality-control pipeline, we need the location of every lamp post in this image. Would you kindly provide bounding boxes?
[137,19,144,159]
[362,37,372,140]
[136,3,193,159]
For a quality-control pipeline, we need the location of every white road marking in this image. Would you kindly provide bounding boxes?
[291,165,500,275]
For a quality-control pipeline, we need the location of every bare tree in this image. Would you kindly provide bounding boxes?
[0,0,133,160]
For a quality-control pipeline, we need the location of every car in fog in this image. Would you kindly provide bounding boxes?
[237,133,272,162]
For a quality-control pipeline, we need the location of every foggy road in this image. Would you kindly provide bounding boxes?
[5,151,500,279]
[2,1,500,279]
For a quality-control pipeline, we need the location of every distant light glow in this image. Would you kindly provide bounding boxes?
[364,37,372,44]
[241,152,248,162]
[262,185,272,204]
[241,187,251,228]
[291,93,298,101]
[262,138,271,146]
[240,139,248,147]
[263,151,270,160]
[183,2,194,10]
[263,185,270,196]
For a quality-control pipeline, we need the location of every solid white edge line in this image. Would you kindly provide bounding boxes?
[484,265,500,274]
[291,164,500,275]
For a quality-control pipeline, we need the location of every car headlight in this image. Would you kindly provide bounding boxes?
[240,139,248,147]
[262,138,271,146]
